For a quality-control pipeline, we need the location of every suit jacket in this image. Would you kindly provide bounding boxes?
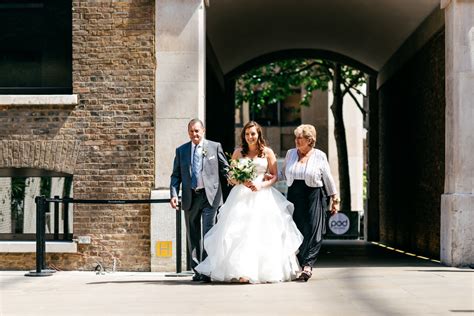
[170,139,228,211]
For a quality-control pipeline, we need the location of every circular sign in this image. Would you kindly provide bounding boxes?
[328,212,350,235]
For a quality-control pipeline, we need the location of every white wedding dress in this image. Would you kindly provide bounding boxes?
[195,157,303,283]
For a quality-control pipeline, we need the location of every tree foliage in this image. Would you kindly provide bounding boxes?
[235,59,366,117]
[235,58,367,210]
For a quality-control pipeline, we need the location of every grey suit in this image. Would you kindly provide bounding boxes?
[170,139,228,270]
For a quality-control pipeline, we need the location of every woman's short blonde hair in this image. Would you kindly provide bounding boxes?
[294,124,317,147]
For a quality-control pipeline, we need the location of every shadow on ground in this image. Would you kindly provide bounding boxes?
[316,240,442,268]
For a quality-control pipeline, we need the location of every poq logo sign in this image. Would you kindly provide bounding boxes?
[328,212,350,235]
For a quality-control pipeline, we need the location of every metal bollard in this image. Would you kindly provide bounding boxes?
[176,201,182,273]
[63,197,70,241]
[165,198,191,277]
[25,196,52,277]
[53,195,60,240]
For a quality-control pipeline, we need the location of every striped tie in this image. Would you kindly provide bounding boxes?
[191,145,201,189]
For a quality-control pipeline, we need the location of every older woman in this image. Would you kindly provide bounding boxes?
[281,124,339,282]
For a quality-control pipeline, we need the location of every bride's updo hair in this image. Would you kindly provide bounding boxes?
[241,121,266,158]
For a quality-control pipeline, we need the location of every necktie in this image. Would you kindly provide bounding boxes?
[191,145,201,189]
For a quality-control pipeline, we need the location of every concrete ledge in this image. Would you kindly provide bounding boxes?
[0,94,78,105]
[0,241,77,253]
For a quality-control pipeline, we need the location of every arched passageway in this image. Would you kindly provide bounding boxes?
[152,0,472,269]
[199,0,472,266]
[0,0,470,272]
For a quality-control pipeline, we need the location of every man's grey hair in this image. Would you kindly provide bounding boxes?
[188,118,205,129]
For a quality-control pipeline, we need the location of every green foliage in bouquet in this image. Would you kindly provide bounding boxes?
[227,158,257,184]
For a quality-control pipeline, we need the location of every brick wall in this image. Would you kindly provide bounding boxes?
[378,29,445,258]
[0,0,155,271]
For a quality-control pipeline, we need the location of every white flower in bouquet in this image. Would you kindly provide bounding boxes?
[227,158,257,184]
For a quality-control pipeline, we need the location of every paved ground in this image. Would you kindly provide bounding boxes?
[1,240,473,316]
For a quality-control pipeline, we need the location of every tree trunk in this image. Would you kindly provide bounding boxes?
[330,63,351,210]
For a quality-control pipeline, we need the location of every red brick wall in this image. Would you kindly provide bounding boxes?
[0,0,155,271]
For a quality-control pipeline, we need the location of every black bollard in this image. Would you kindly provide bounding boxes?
[53,195,60,240]
[63,197,70,241]
[165,199,191,277]
[176,201,182,273]
[25,196,52,277]
[40,197,56,274]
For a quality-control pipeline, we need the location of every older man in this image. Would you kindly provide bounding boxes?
[170,118,228,281]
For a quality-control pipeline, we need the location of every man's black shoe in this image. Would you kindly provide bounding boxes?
[192,274,211,282]
[192,274,202,282]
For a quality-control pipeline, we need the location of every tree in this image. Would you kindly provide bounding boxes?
[235,59,366,210]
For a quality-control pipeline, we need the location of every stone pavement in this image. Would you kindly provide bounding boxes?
[1,240,473,316]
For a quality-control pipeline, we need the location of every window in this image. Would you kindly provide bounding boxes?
[243,92,302,127]
[279,93,302,126]
[252,102,279,127]
[0,173,73,240]
[0,0,72,94]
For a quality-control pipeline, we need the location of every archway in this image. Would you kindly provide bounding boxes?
[202,0,471,266]
[206,49,379,241]
[153,0,472,267]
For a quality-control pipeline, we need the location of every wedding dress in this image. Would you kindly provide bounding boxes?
[195,157,303,283]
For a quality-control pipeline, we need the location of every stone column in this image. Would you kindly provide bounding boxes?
[0,178,12,234]
[151,0,206,271]
[440,0,474,267]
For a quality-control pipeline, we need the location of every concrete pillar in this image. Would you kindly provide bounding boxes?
[440,0,474,266]
[151,0,206,271]
[0,178,12,233]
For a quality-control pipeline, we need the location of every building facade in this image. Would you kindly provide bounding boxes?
[0,0,472,271]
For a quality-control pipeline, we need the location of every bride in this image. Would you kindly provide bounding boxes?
[195,121,303,283]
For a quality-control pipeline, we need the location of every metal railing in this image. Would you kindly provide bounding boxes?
[25,196,184,277]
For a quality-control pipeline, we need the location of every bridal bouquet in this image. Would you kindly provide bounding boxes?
[226,158,257,184]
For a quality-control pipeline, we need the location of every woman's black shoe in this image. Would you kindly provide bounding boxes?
[295,267,312,282]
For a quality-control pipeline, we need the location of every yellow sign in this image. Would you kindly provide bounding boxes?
[155,241,172,257]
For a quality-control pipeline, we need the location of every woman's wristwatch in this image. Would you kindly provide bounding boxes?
[332,197,340,204]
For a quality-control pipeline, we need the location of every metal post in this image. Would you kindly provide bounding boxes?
[40,197,47,269]
[37,196,44,273]
[53,195,59,240]
[40,197,56,273]
[25,196,52,277]
[175,202,182,273]
[63,197,70,240]
[165,199,191,277]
